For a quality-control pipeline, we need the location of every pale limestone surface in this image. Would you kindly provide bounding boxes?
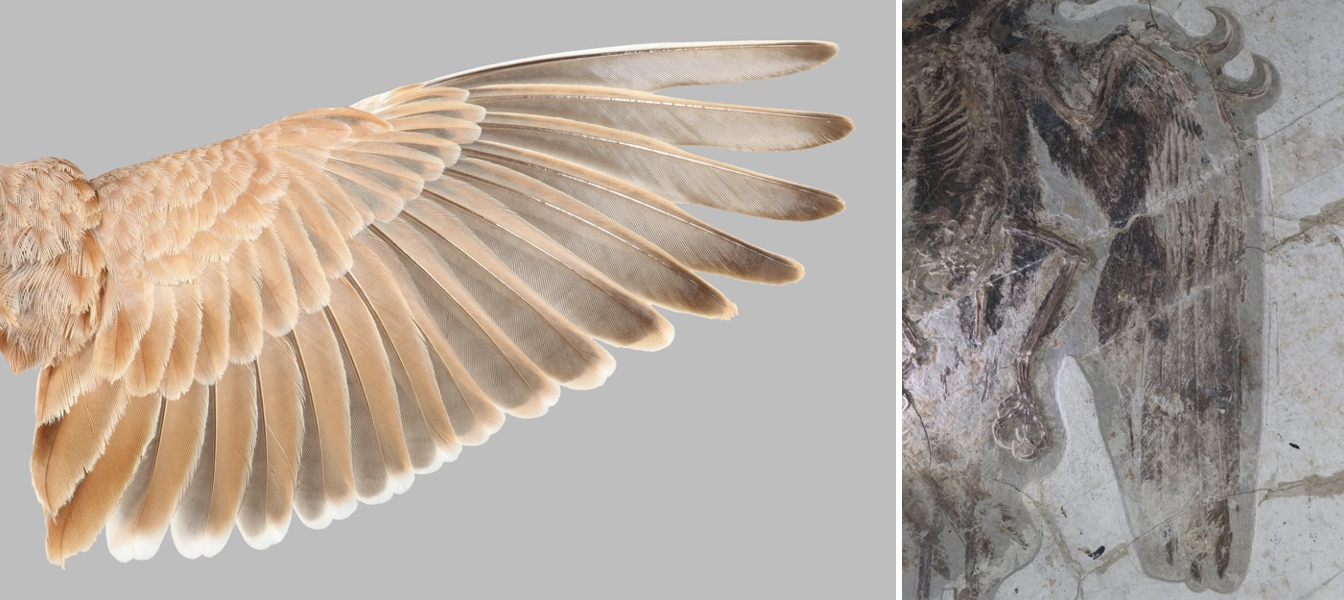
[996,1,1344,597]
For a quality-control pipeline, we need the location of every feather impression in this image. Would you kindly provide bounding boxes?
[14,40,851,565]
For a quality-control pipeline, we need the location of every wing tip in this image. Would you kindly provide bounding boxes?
[772,112,853,152]
[772,255,808,285]
[44,520,74,567]
[624,315,676,352]
[802,40,839,64]
[45,542,69,568]
[795,192,846,222]
[560,351,618,391]
[240,522,290,551]
[107,533,165,563]
[432,40,844,90]
[830,114,856,144]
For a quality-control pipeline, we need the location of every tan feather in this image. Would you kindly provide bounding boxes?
[462,141,803,284]
[123,285,177,396]
[273,197,331,312]
[369,219,556,413]
[447,156,733,317]
[349,310,437,471]
[290,314,356,528]
[238,336,303,549]
[276,108,389,142]
[479,112,843,221]
[45,392,161,566]
[34,343,98,425]
[206,152,283,244]
[467,84,853,151]
[106,384,208,561]
[90,277,153,381]
[226,240,265,362]
[330,149,431,192]
[171,362,258,558]
[368,130,464,166]
[335,141,445,181]
[377,114,482,145]
[355,233,504,445]
[143,251,205,284]
[285,174,354,278]
[322,161,414,222]
[347,241,459,461]
[422,177,673,350]
[433,40,839,91]
[194,262,231,383]
[326,279,412,501]
[392,198,614,390]
[369,97,483,124]
[353,83,468,113]
[254,229,299,336]
[31,381,128,515]
[161,283,203,399]
[168,386,219,557]
[282,155,372,238]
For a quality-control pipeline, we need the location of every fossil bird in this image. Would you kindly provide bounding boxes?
[14,41,852,565]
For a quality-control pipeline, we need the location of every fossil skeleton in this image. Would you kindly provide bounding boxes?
[902,0,1276,596]
[8,41,852,564]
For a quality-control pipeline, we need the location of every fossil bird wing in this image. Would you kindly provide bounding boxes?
[30,40,851,565]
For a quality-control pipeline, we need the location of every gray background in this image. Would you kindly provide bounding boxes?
[0,0,895,597]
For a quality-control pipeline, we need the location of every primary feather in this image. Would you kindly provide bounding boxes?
[16,40,852,564]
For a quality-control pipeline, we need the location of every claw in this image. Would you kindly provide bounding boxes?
[1216,53,1278,100]
[1196,7,1243,70]
[1214,53,1280,135]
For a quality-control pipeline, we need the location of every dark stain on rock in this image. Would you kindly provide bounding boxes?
[1206,201,1222,260]
[1212,501,1233,579]
[983,277,1005,335]
[957,295,979,342]
[1149,315,1170,343]
[1095,217,1170,345]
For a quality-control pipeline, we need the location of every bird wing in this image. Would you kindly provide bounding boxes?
[30,40,850,564]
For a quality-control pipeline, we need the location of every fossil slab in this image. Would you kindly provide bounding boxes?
[901,1,1278,596]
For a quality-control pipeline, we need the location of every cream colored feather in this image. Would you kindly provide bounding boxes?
[31,381,128,514]
[347,241,460,465]
[371,216,559,412]
[43,393,161,566]
[424,176,675,350]
[392,200,615,389]
[466,85,852,151]
[462,141,805,283]
[239,336,304,549]
[289,313,356,529]
[476,112,844,220]
[327,279,414,501]
[106,383,208,561]
[9,40,851,564]
[446,156,734,317]
[169,362,258,558]
[193,262,231,383]
[361,232,505,446]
